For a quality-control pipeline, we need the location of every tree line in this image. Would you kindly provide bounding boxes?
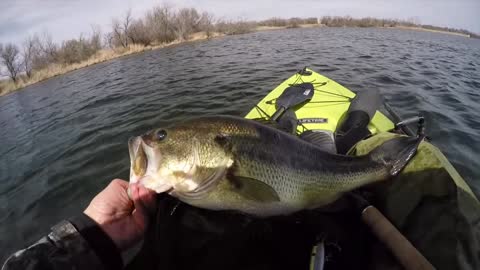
[1,7,478,85]
[258,17,318,28]
[319,16,478,37]
[0,6,219,84]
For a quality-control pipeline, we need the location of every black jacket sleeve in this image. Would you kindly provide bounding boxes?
[2,214,123,270]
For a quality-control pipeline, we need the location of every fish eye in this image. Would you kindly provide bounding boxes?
[156,129,167,141]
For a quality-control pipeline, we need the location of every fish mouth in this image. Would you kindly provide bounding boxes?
[128,136,147,184]
[128,136,173,193]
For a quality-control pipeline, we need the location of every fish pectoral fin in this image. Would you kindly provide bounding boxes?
[389,136,424,176]
[214,133,233,151]
[369,135,425,176]
[228,175,280,203]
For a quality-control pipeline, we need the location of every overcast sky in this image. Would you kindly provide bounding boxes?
[1,0,479,45]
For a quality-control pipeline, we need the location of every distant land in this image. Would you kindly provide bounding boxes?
[1,7,478,97]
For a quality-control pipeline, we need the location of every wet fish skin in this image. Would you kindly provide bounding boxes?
[128,115,421,216]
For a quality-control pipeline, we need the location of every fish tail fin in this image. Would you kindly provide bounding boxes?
[369,135,425,176]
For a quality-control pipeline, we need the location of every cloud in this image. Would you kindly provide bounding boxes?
[0,0,157,43]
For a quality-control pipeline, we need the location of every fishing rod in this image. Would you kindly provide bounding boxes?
[349,193,436,270]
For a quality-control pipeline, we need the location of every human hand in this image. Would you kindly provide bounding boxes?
[84,179,157,251]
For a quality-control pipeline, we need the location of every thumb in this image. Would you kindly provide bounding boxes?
[131,184,157,230]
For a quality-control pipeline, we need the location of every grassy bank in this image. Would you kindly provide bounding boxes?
[0,32,224,96]
[391,26,471,37]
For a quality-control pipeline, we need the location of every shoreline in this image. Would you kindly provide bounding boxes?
[255,24,322,31]
[389,26,471,37]
[254,23,472,38]
[0,32,225,97]
[0,24,472,97]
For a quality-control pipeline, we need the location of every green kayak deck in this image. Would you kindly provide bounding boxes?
[245,68,394,135]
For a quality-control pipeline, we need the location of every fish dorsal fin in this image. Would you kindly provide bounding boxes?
[227,174,280,203]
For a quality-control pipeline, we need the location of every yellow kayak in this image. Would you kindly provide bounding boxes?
[245,68,480,270]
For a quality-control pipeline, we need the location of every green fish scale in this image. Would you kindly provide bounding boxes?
[238,155,386,206]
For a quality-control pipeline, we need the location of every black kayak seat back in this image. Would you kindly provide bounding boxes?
[347,89,381,119]
[337,110,370,135]
[335,89,382,154]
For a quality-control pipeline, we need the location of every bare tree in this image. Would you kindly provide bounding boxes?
[57,29,104,65]
[111,9,133,48]
[0,43,22,82]
[216,19,254,35]
[58,38,85,64]
[174,8,200,40]
[22,36,36,78]
[90,24,103,51]
[145,4,176,43]
[29,32,58,70]
[104,32,115,49]
[111,19,127,48]
[128,19,154,46]
[199,12,215,38]
[123,9,133,45]
[38,31,57,60]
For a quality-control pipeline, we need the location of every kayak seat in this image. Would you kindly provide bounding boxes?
[335,110,371,154]
[300,130,337,153]
[335,89,381,154]
[347,89,382,120]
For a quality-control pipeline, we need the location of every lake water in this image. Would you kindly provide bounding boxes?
[1,27,479,261]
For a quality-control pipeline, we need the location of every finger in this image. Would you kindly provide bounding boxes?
[138,185,157,213]
[111,178,129,189]
[127,176,153,201]
[127,186,133,200]
[131,185,151,231]
[127,177,144,200]
[127,182,141,201]
[109,179,130,201]
[132,184,157,214]
[110,179,132,209]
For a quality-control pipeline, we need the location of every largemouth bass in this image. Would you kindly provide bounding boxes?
[128,116,422,216]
